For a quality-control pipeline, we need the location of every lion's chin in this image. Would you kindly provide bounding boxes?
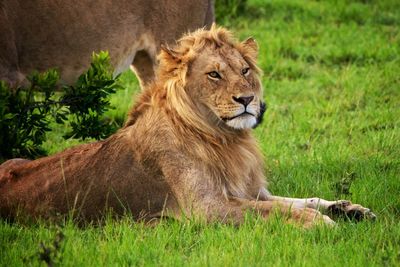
[225,114,257,130]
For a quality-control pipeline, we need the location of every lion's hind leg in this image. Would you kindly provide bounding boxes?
[0,158,31,186]
[131,50,156,89]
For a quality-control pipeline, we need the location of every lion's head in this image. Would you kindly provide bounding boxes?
[157,25,265,131]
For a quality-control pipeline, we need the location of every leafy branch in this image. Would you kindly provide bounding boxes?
[0,51,122,161]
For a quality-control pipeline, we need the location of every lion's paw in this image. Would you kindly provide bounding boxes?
[290,208,336,228]
[327,200,376,221]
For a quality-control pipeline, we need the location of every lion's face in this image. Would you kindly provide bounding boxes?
[185,44,264,130]
[158,26,266,131]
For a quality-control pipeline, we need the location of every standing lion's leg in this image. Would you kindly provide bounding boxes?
[131,50,156,89]
[266,195,376,220]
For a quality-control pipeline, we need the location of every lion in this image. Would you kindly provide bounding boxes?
[0,25,376,227]
[0,0,214,88]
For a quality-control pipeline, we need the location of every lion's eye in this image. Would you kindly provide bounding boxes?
[241,67,250,76]
[207,71,222,80]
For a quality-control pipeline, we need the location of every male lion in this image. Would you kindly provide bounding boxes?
[0,25,375,227]
[0,0,214,88]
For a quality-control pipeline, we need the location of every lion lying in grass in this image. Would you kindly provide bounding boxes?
[0,25,375,227]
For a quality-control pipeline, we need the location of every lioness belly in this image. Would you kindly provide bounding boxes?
[0,0,214,86]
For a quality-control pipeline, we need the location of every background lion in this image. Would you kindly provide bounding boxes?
[0,0,214,88]
[0,25,375,226]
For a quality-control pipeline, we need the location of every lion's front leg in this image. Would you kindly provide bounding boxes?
[210,199,336,228]
[265,195,376,221]
[171,196,336,228]
[160,155,334,228]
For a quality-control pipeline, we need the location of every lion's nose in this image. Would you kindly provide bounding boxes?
[232,95,254,106]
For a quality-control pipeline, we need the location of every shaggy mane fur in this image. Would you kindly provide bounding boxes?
[126,25,266,200]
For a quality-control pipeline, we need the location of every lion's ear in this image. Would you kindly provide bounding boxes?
[240,37,258,60]
[160,44,181,64]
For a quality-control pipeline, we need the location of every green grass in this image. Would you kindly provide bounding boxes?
[2,218,399,266]
[1,0,400,266]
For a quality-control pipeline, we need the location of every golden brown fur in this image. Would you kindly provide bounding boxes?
[0,0,214,87]
[0,25,374,226]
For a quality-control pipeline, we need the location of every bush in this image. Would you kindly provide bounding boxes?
[0,52,121,162]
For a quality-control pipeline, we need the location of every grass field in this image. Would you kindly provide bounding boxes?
[1,0,400,266]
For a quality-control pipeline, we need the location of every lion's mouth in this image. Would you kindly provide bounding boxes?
[221,112,255,121]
